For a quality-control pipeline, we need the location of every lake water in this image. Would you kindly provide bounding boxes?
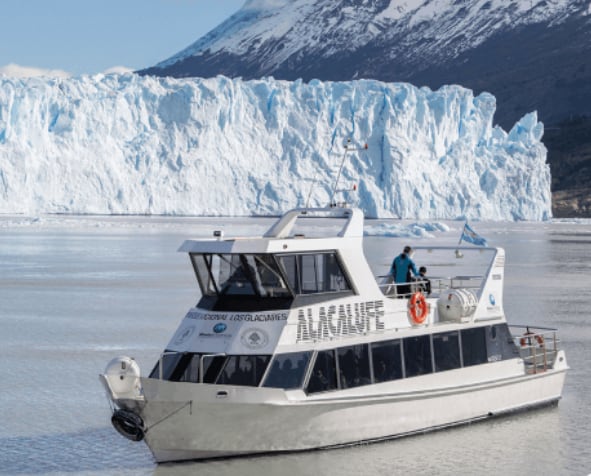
[0,216,590,476]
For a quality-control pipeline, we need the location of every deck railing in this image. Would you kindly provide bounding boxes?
[377,275,483,299]
[509,325,561,374]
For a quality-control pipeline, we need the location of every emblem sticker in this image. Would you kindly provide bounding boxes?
[174,325,195,345]
[240,328,269,350]
[489,294,496,306]
[213,323,227,334]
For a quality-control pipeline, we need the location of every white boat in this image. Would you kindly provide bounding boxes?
[100,206,568,463]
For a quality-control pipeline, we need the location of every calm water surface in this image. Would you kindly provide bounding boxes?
[0,217,589,476]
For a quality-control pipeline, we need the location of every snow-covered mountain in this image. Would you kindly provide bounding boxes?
[154,0,577,71]
[0,74,550,220]
[140,0,591,128]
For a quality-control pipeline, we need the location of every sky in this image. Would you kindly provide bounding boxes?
[0,0,245,78]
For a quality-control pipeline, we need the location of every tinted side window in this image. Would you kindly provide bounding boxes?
[307,350,338,393]
[300,254,320,293]
[371,340,403,383]
[487,324,520,361]
[217,355,270,386]
[263,352,311,389]
[177,353,201,383]
[324,253,350,292]
[337,344,371,389]
[166,353,193,382]
[202,355,226,383]
[433,331,461,372]
[278,255,299,293]
[191,254,217,296]
[149,350,183,379]
[461,327,488,366]
[404,335,433,378]
[278,252,351,295]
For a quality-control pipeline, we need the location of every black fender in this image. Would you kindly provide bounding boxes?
[111,408,145,442]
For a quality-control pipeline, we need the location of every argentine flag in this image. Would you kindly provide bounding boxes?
[460,222,487,247]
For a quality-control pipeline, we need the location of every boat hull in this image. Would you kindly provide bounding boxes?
[132,353,567,463]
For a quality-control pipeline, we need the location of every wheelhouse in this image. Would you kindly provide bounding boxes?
[191,251,354,311]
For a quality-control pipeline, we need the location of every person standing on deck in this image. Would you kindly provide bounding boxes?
[389,246,419,297]
[417,266,431,296]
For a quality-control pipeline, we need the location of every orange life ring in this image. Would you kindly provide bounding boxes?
[408,291,428,324]
[519,332,544,347]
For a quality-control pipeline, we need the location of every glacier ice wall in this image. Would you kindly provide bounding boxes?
[0,74,550,219]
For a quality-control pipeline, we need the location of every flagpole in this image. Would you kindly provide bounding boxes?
[456,222,466,258]
[458,222,465,245]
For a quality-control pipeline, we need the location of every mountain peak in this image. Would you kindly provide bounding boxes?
[149,0,580,72]
[140,0,590,130]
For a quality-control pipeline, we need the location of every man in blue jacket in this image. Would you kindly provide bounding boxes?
[389,245,419,297]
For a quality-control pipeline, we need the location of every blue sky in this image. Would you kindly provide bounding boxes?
[0,0,244,77]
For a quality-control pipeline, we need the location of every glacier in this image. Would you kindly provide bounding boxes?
[0,73,551,220]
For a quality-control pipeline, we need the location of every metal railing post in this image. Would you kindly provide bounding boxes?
[542,332,548,371]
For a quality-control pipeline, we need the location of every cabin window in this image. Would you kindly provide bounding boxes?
[461,327,488,366]
[176,353,200,383]
[190,253,291,298]
[149,352,227,383]
[306,350,338,393]
[201,355,226,383]
[403,335,433,377]
[486,324,520,361]
[262,351,311,389]
[277,252,351,295]
[337,344,371,388]
[220,255,256,296]
[216,355,271,386]
[193,254,217,295]
[149,350,184,380]
[371,339,403,383]
[433,331,461,372]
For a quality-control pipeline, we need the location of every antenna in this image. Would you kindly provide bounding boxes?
[329,139,368,207]
[304,170,320,209]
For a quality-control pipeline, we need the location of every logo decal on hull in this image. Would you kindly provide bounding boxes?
[213,323,227,333]
[240,328,269,350]
[173,325,195,345]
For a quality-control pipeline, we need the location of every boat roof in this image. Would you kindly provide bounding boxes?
[178,207,364,254]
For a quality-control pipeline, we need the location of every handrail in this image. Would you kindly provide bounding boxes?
[157,350,179,380]
[377,275,482,298]
[377,277,431,298]
[509,324,558,332]
[509,326,560,374]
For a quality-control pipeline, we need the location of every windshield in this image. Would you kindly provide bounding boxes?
[191,253,292,298]
[191,251,352,299]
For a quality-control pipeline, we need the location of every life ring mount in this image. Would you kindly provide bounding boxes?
[408,291,429,325]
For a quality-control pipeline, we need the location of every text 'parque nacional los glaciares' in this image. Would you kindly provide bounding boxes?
[187,311,289,322]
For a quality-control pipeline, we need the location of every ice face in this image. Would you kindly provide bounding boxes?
[0,74,550,220]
